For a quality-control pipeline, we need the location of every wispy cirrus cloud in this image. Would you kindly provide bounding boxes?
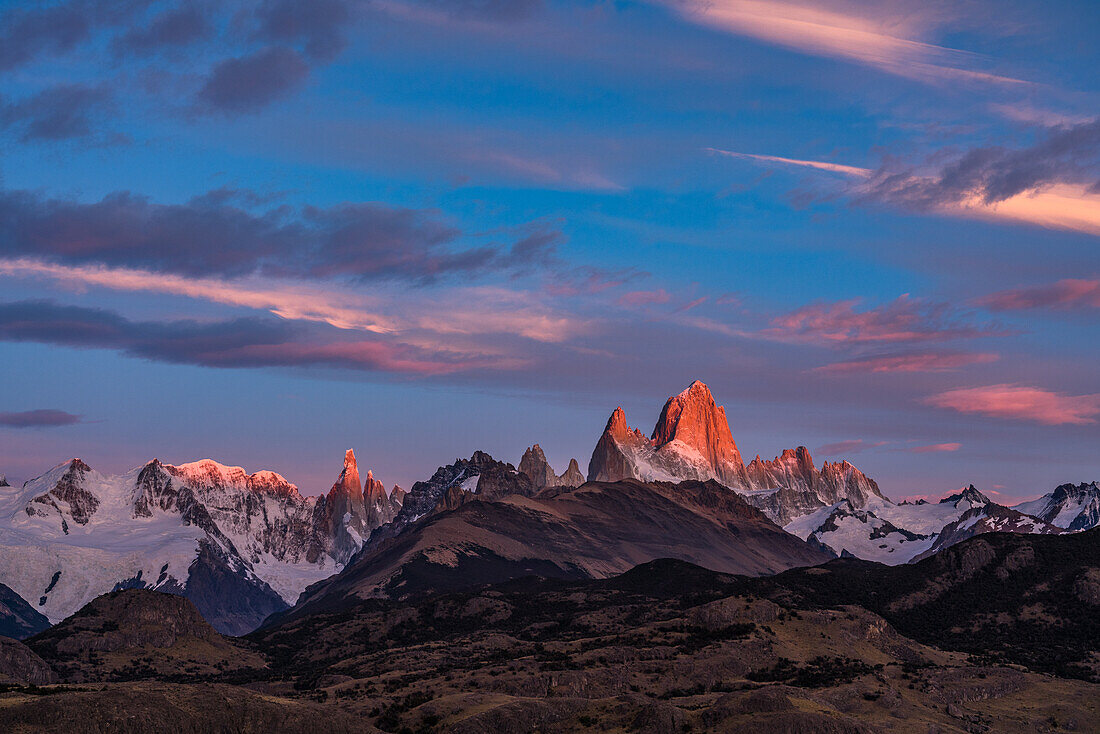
[816,438,887,455]
[909,442,961,453]
[760,295,997,347]
[657,0,1029,86]
[706,148,870,177]
[0,409,84,429]
[977,278,1100,311]
[814,351,998,374]
[617,289,672,308]
[925,384,1100,425]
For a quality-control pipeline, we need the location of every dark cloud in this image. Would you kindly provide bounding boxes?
[0,84,113,142]
[864,118,1100,209]
[255,0,351,61]
[196,46,310,114]
[0,300,469,375]
[113,4,211,55]
[0,0,150,71]
[0,187,561,283]
[0,409,84,429]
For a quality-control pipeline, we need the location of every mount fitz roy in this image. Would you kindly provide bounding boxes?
[588,380,884,525]
[0,450,403,634]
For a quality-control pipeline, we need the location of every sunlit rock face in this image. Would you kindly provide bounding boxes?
[588,380,885,525]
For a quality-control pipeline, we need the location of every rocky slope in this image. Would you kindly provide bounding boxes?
[1015,481,1100,531]
[279,477,833,620]
[0,636,56,685]
[25,589,265,682]
[588,381,884,524]
[0,582,49,639]
[0,450,402,635]
[363,451,538,551]
[246,538,1100,732]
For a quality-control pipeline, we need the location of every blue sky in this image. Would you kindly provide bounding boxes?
[1,0,1098,502]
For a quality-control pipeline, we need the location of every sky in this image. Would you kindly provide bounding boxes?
[0,0,1098,503]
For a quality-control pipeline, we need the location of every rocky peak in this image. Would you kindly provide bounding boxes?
[520,444,585,489]
[651,380,745,470]
[560,458,585,488]
[27,458,100,527]
[941,485,990,507]
[0,474,9,487]
[390,485,406,506]
[605,407,631,440]
[330,449,363,501]
[1052,482,1100,502]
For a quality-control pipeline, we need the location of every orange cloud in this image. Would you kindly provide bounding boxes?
[924,384,1100,425]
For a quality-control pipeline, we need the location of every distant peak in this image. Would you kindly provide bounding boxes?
[344,449,357,469]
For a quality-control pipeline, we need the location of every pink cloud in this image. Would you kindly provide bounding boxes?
[673,296,708,313]
[815,351,998,373]
[816,439,887,455]
[924,384,1100,425]
[618,289,672,307]
[663,0,1029,86]
[909,442,961,453]
[978,279,1100,311]
[762,295,995,347]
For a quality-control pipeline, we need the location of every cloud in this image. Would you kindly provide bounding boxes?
[707,148,870,177]
[255,0,352,61]
[0,2,91,71]
[0,84,113,142]
[924,384,1100,425]
[0,260,588,345]
[0,300,511,377]
[657,0,1028,87]
[0,409,84,429]
[909,442,961,453]
[815,351,998,373]
[618,289,672,307]
[383,0,544,25]
[977,279,1100,311]
[0,187,558,283]
[761,295,997,348]
[863,119,1100,212]
[197,46,310,114]
[112,4,210,54]
[713,131,1100,236]
[816,439,887,455]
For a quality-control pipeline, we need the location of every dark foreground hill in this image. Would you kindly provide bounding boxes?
[0,530,1097,732]
[282,478,833,620]
[742,527,1100,680]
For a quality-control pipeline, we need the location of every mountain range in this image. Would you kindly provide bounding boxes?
[0,450,404,634]
[0,380,1097,638]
